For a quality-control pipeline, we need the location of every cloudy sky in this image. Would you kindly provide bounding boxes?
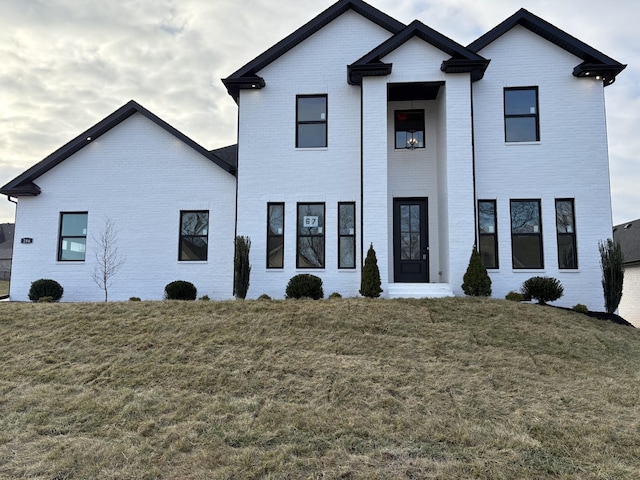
[0,0,638,226]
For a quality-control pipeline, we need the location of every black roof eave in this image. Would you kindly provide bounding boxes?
[222,0,405,102]
[348,20,489,85]
[468,8,626,85]
[0,100,235,197]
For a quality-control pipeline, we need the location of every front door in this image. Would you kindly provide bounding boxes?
[393,198,429,283]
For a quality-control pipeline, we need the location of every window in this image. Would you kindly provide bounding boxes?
[478,200,498,269]
[179,211,209,261]
[338,202,356,269]
[504,87,539,142]
[296,95,327,148]
[395,110,425,149]
[58,212,88,261]
[267,203,284,268]
[556,199,577,269]
[511,200,543,269]
[297,203,325,268]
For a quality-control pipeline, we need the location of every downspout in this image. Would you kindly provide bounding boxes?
[233,96,240,297]
[7,196,17,205]
[360,85,365,270]
[470,77,478,250]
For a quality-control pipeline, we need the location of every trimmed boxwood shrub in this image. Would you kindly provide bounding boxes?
[328,292,342,299]
[505,291,524,302]
[521,276,564,305]
[285,274,324,300]
[573,304,589,314]
[164,280,197,300]
[29,279,63,302]
[257,294,272,301]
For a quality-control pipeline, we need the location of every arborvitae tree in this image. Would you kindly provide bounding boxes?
[461,247,492,297]
[360,243,382,298]
[234,236,251,299]
[599,238,624,314]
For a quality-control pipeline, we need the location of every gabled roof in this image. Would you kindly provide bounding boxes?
[348,20,490,84]
[467,8,626,85]
[0,100,235,197]
[222,0,405,102]
[613,219,640,265]
[211,144,238,170]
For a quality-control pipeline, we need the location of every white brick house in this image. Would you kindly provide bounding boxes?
[1,0,626,309]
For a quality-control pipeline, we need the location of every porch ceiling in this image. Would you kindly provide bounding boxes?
[387,81,444,102]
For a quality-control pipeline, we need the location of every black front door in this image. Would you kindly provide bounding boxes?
[393,198,429,283]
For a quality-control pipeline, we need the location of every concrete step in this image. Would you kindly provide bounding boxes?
[386,283,454,299]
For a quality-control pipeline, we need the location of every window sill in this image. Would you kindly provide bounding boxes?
[178,261,208,264]
[505,141,540,146]
[56,261,86,264]
[295,147,328,151]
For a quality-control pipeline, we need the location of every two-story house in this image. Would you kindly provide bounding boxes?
[1,0,625,309]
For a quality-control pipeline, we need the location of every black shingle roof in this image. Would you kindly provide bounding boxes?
[613,219,640,265]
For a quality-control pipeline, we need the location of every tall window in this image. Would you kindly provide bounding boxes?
[58,212,88,261]
[267,203,284,268]
[556,199,577,269]
[511,200,543,269]
[504,87,539,142]
[338,202,356,269]
[297,203,325,268]
[179,211,209,261]
[296,95,327,148]
[395,110,425,149]
[478,200,498,269]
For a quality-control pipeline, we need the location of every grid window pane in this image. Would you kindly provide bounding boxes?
[478,200,498,269]
[58,212,88,261]
[297,124,326,148]
[267,203,284,268]
[338,202,356,269]
[511,200,543,269]
[297,95,327,148]
[297,203,325,268]
[504,87,539,142]
[179,211,208,261]
[556,199,577,269]
[395,110,425,149]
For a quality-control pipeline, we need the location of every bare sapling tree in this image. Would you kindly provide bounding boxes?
[92,218,125,302]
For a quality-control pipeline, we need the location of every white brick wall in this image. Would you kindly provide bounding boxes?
[10,113,236,301]
[473,26,613,311]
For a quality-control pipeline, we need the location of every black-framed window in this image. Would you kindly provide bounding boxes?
[297,203,325,268]
[395,110,425,149]
[267,203,284,268]
[504,87,539,142]
[179,211,209,261]
[296,95,327,148]
[338,202,356,269]
[556,199,577,269]
[478,200,498,269]
[58,212,88,261]
[511,200,543,269]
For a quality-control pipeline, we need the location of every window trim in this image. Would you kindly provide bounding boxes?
[504,86,540,143]
[58,211,88,262]
[338,202,356,269]
[510,199,544,269]
[296,202,325,269]
[478,200,498,269]
[267,202,285,269]
[178,210,209,262]
[556,198,578,269]
[394,109,425,149]
[296,94,327,148]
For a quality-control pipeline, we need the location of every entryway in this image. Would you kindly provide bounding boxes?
[393,197,429,283]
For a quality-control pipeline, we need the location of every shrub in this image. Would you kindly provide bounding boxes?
[505,291,524,302]
[164,280,197,301]
[28,279,63,302]
[360,243,382,298]
[285,274,324,300]
[328,292,342,299]
[129,297,141,302]
[257,294,272,301]
[234,236,251,299]
[37,296,54,303]
[461,248,491,297]
[521,276,564,305]
[573,304,589,314]
[599,238,624,314]
[199,295,210,301]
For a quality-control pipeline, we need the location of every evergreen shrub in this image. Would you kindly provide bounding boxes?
[28,279,64,302]
[164,280,197,301]
[505,291,524,302]
[461,248,491,296]
[328,292,342,299]
[234,236,251,299]
[285,274,324,300]
[573,304,589,314]
[599,239,624,314]
[521,276,564,305]
[360,243,382,298]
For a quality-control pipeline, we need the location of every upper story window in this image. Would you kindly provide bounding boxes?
[511,199,543,269]
[395,110,425,149]
[179,211,209,261]
[556,199,578,269]
[58,212,88,261]
[504,87,539,142]
[296,95,327,148]
[478,200,498,269]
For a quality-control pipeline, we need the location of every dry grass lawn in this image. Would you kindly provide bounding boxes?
[0,280,9,296]
[0,297,638,479]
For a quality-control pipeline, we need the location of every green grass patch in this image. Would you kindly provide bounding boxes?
[0,297,638,478]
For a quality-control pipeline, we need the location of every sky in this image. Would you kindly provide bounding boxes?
[0,0,638,226]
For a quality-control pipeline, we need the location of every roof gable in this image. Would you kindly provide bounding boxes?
[348,19,489,84]
[467,8,626,85]
[0,100,235,197]
[613,219,640,265]
[222,0,405,102]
